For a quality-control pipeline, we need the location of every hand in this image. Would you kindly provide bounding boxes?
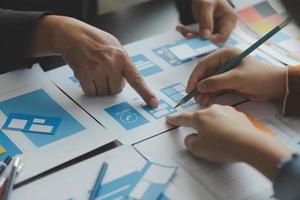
[176,0,237,44]
[186,47,287,106]
[166,104,292,179]
[31,16,159,107]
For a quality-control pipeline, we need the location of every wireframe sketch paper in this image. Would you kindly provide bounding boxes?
[13,145,185,200]
[47,26,284,145]
[134,127,274,200]
[0,65,115,182]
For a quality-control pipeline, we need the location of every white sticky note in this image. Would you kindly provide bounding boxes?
[142,164,176,183]
[169,44,197,61]
[33,118,46,123]
[195,44,218,55]
[29,124,53,133]
[153,109,170,118]
[129,181,150,199]
[8,119,28,129]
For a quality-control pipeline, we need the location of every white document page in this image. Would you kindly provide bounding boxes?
[237,101,300,151]
[13,145,185,200]
[0,65,115,182]
[47,27,283,145]
[134,127,273,200]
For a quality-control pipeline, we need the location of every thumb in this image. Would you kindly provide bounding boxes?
[195,1,215,38]
[197,71,237,93]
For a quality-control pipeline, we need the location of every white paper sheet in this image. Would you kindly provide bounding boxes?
[134,127,274,200]
[0,65,115,182]
[237,101,300,151]
[13,145,185,200]
[47,27,285,145]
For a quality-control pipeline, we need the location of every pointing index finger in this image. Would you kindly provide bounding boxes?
[122,54,159,108]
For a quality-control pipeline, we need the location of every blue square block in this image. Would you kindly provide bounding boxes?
[105,102,149,130]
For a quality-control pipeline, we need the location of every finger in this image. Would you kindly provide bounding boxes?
[79,79,96,96]
[211,14,237,44]
[93,67,109,96]
[108,73,123,95]
[196,0,215,38]
[197,70,237,93]
[74,66,96,95]
[184,133,200,153]
[176,24,198,38]
[186,48,239,93]
[122,55,159,107]
[165,112,195,127]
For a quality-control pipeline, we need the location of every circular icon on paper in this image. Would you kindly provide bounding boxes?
[120,113,138,124]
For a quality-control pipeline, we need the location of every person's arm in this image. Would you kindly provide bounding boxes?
[283,66,300,115]
[166,105,300,199]
[0,9,52,72]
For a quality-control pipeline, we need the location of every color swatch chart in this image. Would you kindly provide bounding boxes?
[237,1,300,61]
[96,162,177,200]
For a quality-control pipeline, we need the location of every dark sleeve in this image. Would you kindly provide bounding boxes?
[273,154,300,200]
[174,0,195,25]
[0,9,51,73]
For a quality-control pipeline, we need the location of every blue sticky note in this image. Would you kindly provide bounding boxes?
[3,113,61,135]
[131,54,162,77]
[105,102,149,130]
[142,100,176,119]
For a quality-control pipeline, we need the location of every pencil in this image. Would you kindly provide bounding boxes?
[89,162,108,200]
[175,17,292,108]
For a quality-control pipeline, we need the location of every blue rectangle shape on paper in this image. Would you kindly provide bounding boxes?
[161,83,197,109]
[0,130,22,161]
[97,162,177,200]
[2,113,61,135]
[0,89,85,147]
[153,45,190,67]
[131,54,162,77]
[142,100,176,119]
[105,102,149,130]
[69,76,80,87]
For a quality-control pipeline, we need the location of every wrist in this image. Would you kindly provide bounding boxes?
[239,131,292,179]
[33,15,80,57]
[273,66,287,100]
